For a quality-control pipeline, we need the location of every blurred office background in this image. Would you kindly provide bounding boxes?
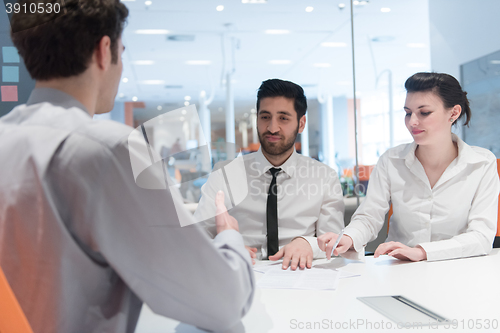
[1,0,499,249]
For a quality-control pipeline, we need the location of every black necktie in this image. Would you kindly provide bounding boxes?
[266,167,281,258]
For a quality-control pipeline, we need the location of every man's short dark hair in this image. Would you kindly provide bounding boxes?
[10,0,129,81]
[256,79,307,121]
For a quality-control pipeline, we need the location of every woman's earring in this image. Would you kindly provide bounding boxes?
[449,118,454,122]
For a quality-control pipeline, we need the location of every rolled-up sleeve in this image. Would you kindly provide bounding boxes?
[344,154,391,253]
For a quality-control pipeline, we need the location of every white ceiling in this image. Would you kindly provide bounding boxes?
[118,0,431,122]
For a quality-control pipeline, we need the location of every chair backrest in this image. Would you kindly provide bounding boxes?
[387,204,393,234]
[0,266,34,333]
[358,165,375,181]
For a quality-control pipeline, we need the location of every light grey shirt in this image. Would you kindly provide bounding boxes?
[0,88,254,333]
[195,148,345,259]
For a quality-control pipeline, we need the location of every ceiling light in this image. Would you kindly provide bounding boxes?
[269,60,292,65]
[321,42,347,47]
[135,29,169,35]
[139,80,165,85]
[145,1,152,6]
[132,60,155,65]
[250,108,256,114]
[118,93,125,98]
[338,3,346,9]
[353,0,369,6]
[132,96,138,101]
[265,29,290,34]
[157,105,163,110]
[122,77,129,83]
[490,60,500,64]
[305,6,314,12]
[184,101,189,106]
[181,109,187,115]
[407,43,426,48]
[381,8,391,12]
[184,96,191,101]
[185,60,211,65]
[242,0,267,3]
[216,5,224,11]
[313,63,331,68]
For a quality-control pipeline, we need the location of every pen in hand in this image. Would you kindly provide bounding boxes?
[329,229,345,259]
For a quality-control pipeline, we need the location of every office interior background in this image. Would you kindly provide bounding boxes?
[1,0,499,246]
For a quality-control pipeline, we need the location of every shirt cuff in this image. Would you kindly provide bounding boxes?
[214,230,252,264]
[418,239,465,262]
[344,226,366,253]
[293,236,325,259]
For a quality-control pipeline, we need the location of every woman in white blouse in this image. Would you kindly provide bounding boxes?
[319,72,499,262]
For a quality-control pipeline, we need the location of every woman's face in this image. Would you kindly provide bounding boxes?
[404,91,460,146]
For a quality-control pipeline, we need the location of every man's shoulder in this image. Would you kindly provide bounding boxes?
[74,119,133,152]
[294,154,338,178]
[1,102,133,152]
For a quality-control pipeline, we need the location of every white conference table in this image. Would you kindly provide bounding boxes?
[135,249,500,333]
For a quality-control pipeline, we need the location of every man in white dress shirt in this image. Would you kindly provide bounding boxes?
[0,1,253,332]
[195,79,345,270]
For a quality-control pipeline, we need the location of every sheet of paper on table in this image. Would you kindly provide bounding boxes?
[254,261,360,280]
[257,265,340,290]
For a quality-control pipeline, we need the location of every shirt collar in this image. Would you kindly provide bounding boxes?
[390,133,489,168]
[254,147,298,178]
[27,88,90,115]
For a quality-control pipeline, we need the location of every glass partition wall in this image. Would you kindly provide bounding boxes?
[112,0,499,248]
[2,0,498,249]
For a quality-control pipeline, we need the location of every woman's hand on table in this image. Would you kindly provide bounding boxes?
[374,242,427,261]
[317,232,354,260]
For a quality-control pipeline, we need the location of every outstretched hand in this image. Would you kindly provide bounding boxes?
[215,191,239,234]
[245,246,257,265]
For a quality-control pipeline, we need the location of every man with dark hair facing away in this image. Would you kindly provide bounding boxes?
[0,1,254,332]
[196,79,348,270]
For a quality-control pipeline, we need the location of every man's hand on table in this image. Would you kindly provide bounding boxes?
[317,232,354,260]
[268,237,313,270]
[374,242,427,262]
